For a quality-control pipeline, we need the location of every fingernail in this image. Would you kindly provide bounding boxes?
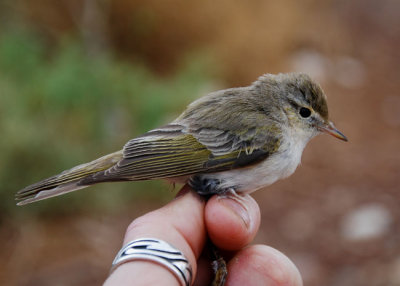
[219,197,251,229]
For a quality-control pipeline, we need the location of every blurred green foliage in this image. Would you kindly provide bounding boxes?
[0,29,214,215]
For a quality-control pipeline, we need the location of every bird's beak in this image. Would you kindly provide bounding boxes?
[319,121,348,141]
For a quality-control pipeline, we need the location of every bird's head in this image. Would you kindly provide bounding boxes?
[255,73,348,142]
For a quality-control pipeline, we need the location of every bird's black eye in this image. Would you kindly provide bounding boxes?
[299,107,311,118]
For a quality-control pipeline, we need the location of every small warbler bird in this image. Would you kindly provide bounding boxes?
[16,73,347,205]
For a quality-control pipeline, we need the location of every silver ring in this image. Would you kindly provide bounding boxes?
[111,238,193,286]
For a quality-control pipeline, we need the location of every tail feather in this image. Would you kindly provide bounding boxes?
[16,150,123,205]
[16,182,88,206]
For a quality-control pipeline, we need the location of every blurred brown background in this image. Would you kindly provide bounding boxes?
[1,0,399,285]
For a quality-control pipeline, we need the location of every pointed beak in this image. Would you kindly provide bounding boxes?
[319,121,348,142]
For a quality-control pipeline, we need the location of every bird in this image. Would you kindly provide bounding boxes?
[16,72,347,206]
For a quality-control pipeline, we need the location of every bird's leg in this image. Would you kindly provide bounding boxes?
[190,176,250,286]
[210,188,254,285]
[188,175,222,197]
[208,239,227,286]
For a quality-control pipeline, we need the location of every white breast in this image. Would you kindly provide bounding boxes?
[206,128,313,193]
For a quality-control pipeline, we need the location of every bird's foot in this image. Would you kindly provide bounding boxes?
[216,187,249,214]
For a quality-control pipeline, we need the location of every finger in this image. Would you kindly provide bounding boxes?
[205,194,261,251]
[105,186,206,286]
[226,245,303,286]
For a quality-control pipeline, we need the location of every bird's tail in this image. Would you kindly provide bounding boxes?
[16,150,123,205]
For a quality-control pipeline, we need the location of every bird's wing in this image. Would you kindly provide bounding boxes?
[93,123,280,181]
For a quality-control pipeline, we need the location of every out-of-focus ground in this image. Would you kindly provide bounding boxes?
[1,1,399,285]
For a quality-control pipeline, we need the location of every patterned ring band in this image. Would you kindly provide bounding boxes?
[110,238,193,286]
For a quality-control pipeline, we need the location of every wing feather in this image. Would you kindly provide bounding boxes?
[84,123,280,183]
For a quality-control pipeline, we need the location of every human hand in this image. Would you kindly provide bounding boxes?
[104,185,302,286]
